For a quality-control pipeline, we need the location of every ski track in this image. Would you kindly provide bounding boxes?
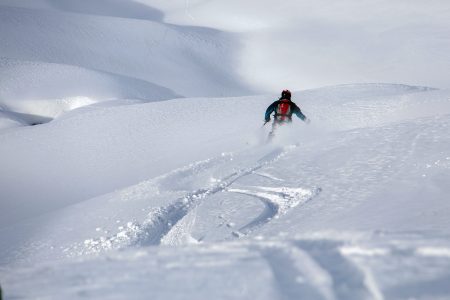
[293,240,384,300]
[256,242,337,300]
[228,186,321,236]
[252,171,285,182]
[254,240,384,300]
[72,145,301,255]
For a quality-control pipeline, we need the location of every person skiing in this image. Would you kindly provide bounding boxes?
[264,89,310,139]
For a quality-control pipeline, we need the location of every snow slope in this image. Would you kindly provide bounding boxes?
[0,5,248,97]
[2,0,449,129]
[149,0,450,91]
[0,2,251,128]
[1,84,450,299]
[1,1,450,299]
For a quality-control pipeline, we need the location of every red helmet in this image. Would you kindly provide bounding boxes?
[281,89,291,100]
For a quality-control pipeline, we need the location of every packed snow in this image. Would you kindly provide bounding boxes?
[1,1,450,299]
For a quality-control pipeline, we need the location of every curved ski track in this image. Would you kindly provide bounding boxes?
[75,144,321,254]
[228,186,322,236]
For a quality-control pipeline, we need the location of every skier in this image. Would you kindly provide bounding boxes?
[264,89,310,139]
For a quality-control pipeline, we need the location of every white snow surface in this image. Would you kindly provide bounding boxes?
[1,84,450,299]
[0,1,251,127]
[1,0,450,128]
[1,1,450,299]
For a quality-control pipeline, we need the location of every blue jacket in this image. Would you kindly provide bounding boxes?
[265,99,307,122]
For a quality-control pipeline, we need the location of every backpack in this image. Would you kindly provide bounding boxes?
[275,99,292,122]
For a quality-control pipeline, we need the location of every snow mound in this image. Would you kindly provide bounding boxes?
[0,3,252,126]
[0,110,28,130]
[47,0,164,21]
[2,233,450,300]
[0,0,164,20]
[0,58,178,124]
[0,5,251,98]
